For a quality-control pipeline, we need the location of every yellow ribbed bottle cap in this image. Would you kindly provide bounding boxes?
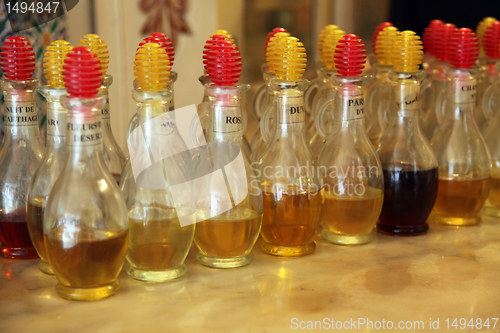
[375,26,398,66]
[318,25,339,54]
[391,31,423,73]
[266,35,307,81]
[476,17,497,53]
[212,29,235,44]
[134,42,171,91]
[266,32,290,74]
[320,28,345,70]
[79,34,109,75]
[43,40,73,88]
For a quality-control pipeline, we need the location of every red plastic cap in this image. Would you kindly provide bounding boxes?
[449,28,479,69]
[0,36,35,81]
[423,19,444,56]
[204,38,242,86]
[484,21,500,59]
[265,27,288,53]
[435,23,457,61]
[203,34,227,69]
[149,32,175,66]
[335,34,366,77]
[63,46,103,98]
[372,22,393,54]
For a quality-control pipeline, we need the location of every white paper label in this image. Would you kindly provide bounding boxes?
[47,112,65,138]
[4,102,37,127]
[343,94,365,120]
[66,114,102,147]
[454,78,476,104]
[100,98,110,120]
[279,96,305,124]
[213,106,242,133]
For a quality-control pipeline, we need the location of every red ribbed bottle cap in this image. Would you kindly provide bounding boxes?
[449,28,479,69]
[0,36,35,81]
[265,27,288,53]
[63,46,103,98]
[435,23,456,61]
[484,21,500,59]
[150,32,175,66]
[335,34,366,77]
[372,22,393,54]
[205,39,242,86]
[423,19,443,56]
[203,34,227,70]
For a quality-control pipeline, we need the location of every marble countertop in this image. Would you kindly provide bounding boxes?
[2,217,500,333]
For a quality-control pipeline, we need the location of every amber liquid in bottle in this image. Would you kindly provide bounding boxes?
[378,166,439,235]
[323,187,383,237]
[261,185,323,249]
[433,177,491,225]
[484,177,500,216]
[127,206,194,271]
[45,227,128,299]
[0,208,37,259]
[195,207,262,257]
[26,197,48,268]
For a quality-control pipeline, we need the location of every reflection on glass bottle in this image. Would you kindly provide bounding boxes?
[259,35,323,257]
[0,36,44,259]
[431,28,491,226]
[44,47,128,301]
[27,40,72,274]
[309,26,345,159]
[79,34,126,184]
[365,26,398,148]
[192,38,263,268]
[377,31,438,236]
[317,35,383,245]
[122,42,195,282]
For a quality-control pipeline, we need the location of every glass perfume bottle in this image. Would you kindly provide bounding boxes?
[309,26,345,159]
[191,38,263,268]
[27,40,72,274]
[365,26,398,148]
[250,28,286,155]
[0,36,44,259]
[79,34,126,184]
[250,31,290,163]
[259,35,323,257]
[478,21,500,130]
[44,47,128,301]
[421,23,456,141]
[377,31,439,236]
[317,35,383,245]
[431,29,491,226]
[121,42,195,281]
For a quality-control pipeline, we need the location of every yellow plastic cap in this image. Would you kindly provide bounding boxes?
[134,42,171,91]
[43,40,73,88]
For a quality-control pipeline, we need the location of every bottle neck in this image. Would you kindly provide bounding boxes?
[338,85,365,131]
[38,87,67,148]
[272,87,306,140]
[98,75,112,126]
[386,72,423,130]
[65,111,103,161]
[445,69,477,122]
[207,91,244,146]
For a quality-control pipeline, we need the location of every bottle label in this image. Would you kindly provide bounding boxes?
[66,115,102,147]
[100,98,110,120]
[395,92,419,112]
[279,96,305,124]
[454,78,476,104]
[213,106,242,133]
[3,102,38,127]
[343,94,364,120]
[47,112,65,138]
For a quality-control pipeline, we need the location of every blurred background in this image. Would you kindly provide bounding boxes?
[0,0,498,153]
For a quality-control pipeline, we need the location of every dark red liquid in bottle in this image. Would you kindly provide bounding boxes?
[0,207,38,259]
[377,166,439,236]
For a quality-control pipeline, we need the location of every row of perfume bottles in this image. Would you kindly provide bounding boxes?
[0,22,494,302]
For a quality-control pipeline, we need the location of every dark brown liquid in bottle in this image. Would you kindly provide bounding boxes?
[377,166,438,236]
[0,207,38,259]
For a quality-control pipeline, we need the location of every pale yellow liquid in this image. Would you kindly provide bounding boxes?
[195,207,262,258]
[323,187,383,235]
[127,206,195,270]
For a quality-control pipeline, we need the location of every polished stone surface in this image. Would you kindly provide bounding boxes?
[2,217,500,332]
